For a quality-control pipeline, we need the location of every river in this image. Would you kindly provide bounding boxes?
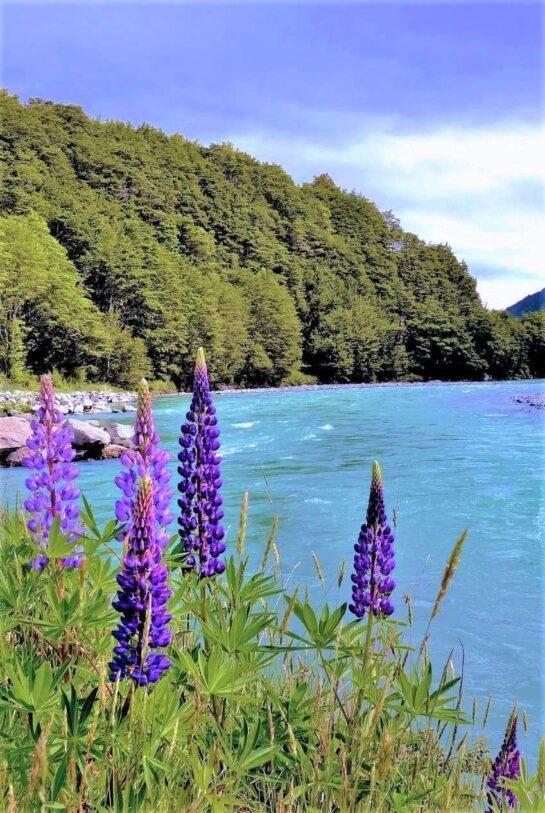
[2,379,543,760]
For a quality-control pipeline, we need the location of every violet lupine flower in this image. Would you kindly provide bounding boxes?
[109,475,172,685]
[178,347,225,578]
[486,711,520,812]
[114,379,172,549]
[349,461,395,619]
[23,374,83,570]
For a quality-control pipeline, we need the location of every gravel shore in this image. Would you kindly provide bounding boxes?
[0,389,136,416]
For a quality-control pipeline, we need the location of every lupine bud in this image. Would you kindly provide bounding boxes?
[114,379,172,549]
[486,711,520,811]
[178,347,225,578]
[349,461,395,619]
[23,374,83,570]
[109,475,172,685]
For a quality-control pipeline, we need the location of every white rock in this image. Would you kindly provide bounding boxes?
[0,416,32,452]
[65,418,110,447]
[103,422,134,447]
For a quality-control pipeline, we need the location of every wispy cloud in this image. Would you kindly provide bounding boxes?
[227,120,545,309]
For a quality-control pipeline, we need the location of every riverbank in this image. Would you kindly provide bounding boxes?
[0,414,135,466]
[0,389,136,416]
[2,378,543,417]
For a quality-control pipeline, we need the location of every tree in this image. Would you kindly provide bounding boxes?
[0,212,107,379]
[243,270,302,386]
[0,92,537,387]
[522,312,545,378]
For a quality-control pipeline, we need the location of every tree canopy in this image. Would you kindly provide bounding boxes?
[0,92,541,387]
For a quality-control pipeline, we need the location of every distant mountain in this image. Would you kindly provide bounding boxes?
[506,288,545,318]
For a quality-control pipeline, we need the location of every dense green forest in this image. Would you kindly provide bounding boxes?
[1,91,543,388]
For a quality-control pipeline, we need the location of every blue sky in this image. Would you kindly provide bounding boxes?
[2,1,543,308]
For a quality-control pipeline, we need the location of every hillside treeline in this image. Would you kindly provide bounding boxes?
[1,92,543,388]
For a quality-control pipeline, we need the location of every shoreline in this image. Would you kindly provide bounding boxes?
[0,389,137,417]
[1,376,543,414]
[177,376,545,398]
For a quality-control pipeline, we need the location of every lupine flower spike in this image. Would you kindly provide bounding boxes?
[23,374,83,570]
[115,379,172,549]
[109,475,172,685]
[178,347,225,577]
[349,461,395,619]
[486,710,520,811]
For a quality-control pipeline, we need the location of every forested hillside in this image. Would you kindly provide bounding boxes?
[1,92,543,388]
[507,287,545,318]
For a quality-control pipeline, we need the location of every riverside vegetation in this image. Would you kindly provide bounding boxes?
[1,92,545,391]
[0,353,543,812]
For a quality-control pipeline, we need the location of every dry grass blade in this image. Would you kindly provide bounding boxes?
[337,558,346,588]
[261,515,279,571]
[431,529,467,623]
[420,530,467,656]
[312,551,325,587]
[237,490,249,556]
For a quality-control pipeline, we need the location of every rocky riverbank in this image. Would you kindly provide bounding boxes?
[0,390,136,417]
[0,415,135,466]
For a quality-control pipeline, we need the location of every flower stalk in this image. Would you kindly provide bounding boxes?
[23,374,83,570]
[109,475,172,685]
[349,461,395,621]
[486,710,520,812]
[115,378,172,549]
[178,348,225,577]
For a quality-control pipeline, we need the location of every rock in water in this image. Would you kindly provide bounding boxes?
[513,394,545,409]
[65,418,110,447]
[102,422,134,447]
[5,447,30,466]
[0,416,32,456]
[101,443,128,459]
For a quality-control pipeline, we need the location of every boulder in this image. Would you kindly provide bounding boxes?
[111,402,136,413]
[65,418,110,447]
[101,444,127,460]
[0,416,32,453]
[103,422,134,447]
[5,447,29,466]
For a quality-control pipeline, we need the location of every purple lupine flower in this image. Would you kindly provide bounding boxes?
[178,347,225,578]
[486,711,520,811]
[109,475,172,685]
[349,461,395,619]
[114,379,172,549]
[23,374,83,570]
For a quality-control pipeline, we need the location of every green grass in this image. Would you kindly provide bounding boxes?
[0,374,124,394]
[0,506,542,812]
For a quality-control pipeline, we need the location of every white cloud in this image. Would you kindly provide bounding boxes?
[226,121,545,309]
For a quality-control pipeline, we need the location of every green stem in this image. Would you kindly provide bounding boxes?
[363,608,375,671]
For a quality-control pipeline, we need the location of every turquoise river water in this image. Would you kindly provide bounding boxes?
[2,379,544,760]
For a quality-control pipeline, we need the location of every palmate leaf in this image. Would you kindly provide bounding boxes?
[284,597,348,649]
[391,663,468,723]
[222,557,281,608]
[0,659,67,715]
[201,604,274,654]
